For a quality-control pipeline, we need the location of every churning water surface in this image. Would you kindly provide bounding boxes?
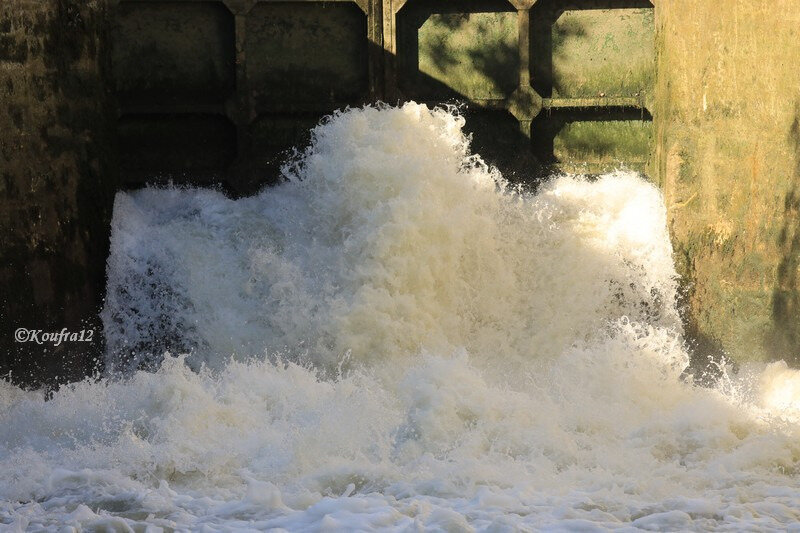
[2,104,800,531]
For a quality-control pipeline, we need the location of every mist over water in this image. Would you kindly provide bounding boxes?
[2,103,800,531]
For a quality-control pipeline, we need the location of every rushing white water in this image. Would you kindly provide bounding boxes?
[2,103,800,531]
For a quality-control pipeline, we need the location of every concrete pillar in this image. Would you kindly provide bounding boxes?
[0,0,115,387]
[655,0,800,365]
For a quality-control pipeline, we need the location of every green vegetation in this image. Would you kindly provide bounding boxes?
[554,119,652,174]
[552,9,654,99]
[418,11,519,99]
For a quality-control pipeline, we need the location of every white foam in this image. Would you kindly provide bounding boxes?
[2,103,800,531]
[102,103,680,376]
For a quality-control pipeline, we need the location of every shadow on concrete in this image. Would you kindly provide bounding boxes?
[118,39,547,196]
[766,103,800,365]
[118,2,655,196]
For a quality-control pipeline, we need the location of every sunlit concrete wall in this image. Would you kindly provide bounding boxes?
[655,0,800,365]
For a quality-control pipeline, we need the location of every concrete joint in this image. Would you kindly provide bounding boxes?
[508,85,543,122]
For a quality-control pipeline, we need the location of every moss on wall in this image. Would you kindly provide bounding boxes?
[655,0,800,365]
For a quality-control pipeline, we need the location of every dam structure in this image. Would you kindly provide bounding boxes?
[1,0,799,385]
[5,2,800,531]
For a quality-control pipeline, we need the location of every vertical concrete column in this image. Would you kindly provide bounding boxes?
[366,0,384,100]
[0,0,116,387]
[507,0,543,137]
[655,0,800,365]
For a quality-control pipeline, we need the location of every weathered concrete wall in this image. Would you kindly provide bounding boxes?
[655,0,800,365]
[0,0,115,387]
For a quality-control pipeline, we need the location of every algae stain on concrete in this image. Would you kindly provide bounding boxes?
[767,107,800,364]
[246,3,368,105]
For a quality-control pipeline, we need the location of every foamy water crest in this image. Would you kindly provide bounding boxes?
[2,103,800,531]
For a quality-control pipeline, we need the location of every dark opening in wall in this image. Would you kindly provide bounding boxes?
[396,0,519,101]
[247,2,369,109]
[113,1,236,107]
[119,114,237,184]
[110,0,655,190]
